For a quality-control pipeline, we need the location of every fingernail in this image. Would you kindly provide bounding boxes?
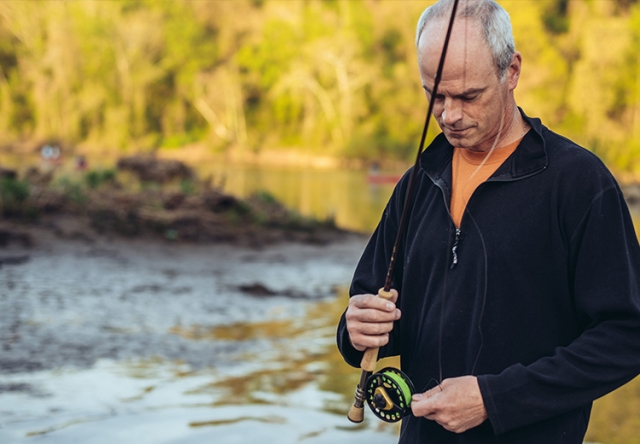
[395,309,401,319]
[412,394,423,401]
[386,302,394,311]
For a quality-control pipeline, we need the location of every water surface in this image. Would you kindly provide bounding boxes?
[0,234,401,443]
[1,161,639,443]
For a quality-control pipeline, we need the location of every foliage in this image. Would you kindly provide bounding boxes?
[0,176,28,202]
[0,0,638,172]
[253,190,278,205]
[84,168,116,189]
[541,0,570,34]
[0,177,29,216]
[179,178,196,195]
[55,176,86,204]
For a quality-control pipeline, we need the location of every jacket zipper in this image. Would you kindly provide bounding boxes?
[429,136,547,270]
[451,228,461,268]
[433,178,463,269]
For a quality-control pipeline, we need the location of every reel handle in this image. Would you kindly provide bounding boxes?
[360,288,395,372]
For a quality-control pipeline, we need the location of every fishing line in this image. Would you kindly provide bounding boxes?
[464,117,530,376]
[437,221,453,384]
[346,0,460,425]
[444,3,519,376]
[466,209,488,375]
[381,0,460,295]
[406,0,497,397]
[359,0,528,430]
[424,377,444,392]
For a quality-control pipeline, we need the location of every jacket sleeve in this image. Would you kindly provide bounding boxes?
[336,172,409,368]
[478,184,640,435]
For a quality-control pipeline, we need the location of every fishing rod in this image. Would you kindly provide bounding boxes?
[347,0,460,424]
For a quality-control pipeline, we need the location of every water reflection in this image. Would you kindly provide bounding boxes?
[173,294,366,412]
[201,163,399,233]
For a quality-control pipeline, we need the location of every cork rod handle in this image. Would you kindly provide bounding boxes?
[359,288,395,372]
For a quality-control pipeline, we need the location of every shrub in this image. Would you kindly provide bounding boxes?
[0,177,30,216]
[84,168,116,189]
[55,176,86,204]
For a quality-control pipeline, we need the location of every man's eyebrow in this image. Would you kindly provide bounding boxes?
[422,85,487,98]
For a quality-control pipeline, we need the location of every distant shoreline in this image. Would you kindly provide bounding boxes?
[0,155,358,251]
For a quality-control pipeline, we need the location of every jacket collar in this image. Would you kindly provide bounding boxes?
[419,107,548,183]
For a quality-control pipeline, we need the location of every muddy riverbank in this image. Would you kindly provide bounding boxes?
[0,155,355,250]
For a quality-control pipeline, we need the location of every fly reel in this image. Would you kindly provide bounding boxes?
[364,367,415,423]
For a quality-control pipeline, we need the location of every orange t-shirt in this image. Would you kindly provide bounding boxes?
[450,138,523,227]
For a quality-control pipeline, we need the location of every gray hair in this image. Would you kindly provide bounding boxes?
[415,0,515,81]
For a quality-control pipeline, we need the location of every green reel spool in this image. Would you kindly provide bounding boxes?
[365,367,415,423]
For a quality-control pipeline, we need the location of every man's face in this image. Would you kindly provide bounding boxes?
[418,18,520,152]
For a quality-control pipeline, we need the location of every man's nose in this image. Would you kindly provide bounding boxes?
[442,99,463,126]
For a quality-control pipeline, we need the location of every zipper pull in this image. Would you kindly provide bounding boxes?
[451,228,461,269]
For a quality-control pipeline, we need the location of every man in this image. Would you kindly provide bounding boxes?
[337,0,640,442]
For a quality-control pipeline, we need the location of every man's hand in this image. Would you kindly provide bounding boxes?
[411,376,488,433]
[345,290,400,351]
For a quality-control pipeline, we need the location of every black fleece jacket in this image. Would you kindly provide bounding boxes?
[337,110,640,443]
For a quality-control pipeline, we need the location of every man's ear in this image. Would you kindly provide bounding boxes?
[507,51,522,91]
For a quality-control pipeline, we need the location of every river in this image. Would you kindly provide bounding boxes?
[0,162,639,443]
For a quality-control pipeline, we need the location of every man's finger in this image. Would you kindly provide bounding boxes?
[345,290,401,351]
[349,333,390,350]
[410,390,439,417]
[353,320,396,335]
[350,293,397,311]
[348,307,401,323]
[410,376,487,434]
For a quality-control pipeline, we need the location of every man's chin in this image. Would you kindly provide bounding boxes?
[444,132,472,148]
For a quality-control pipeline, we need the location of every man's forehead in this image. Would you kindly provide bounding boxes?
[417,16,496,82]
[417,16,484,59]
